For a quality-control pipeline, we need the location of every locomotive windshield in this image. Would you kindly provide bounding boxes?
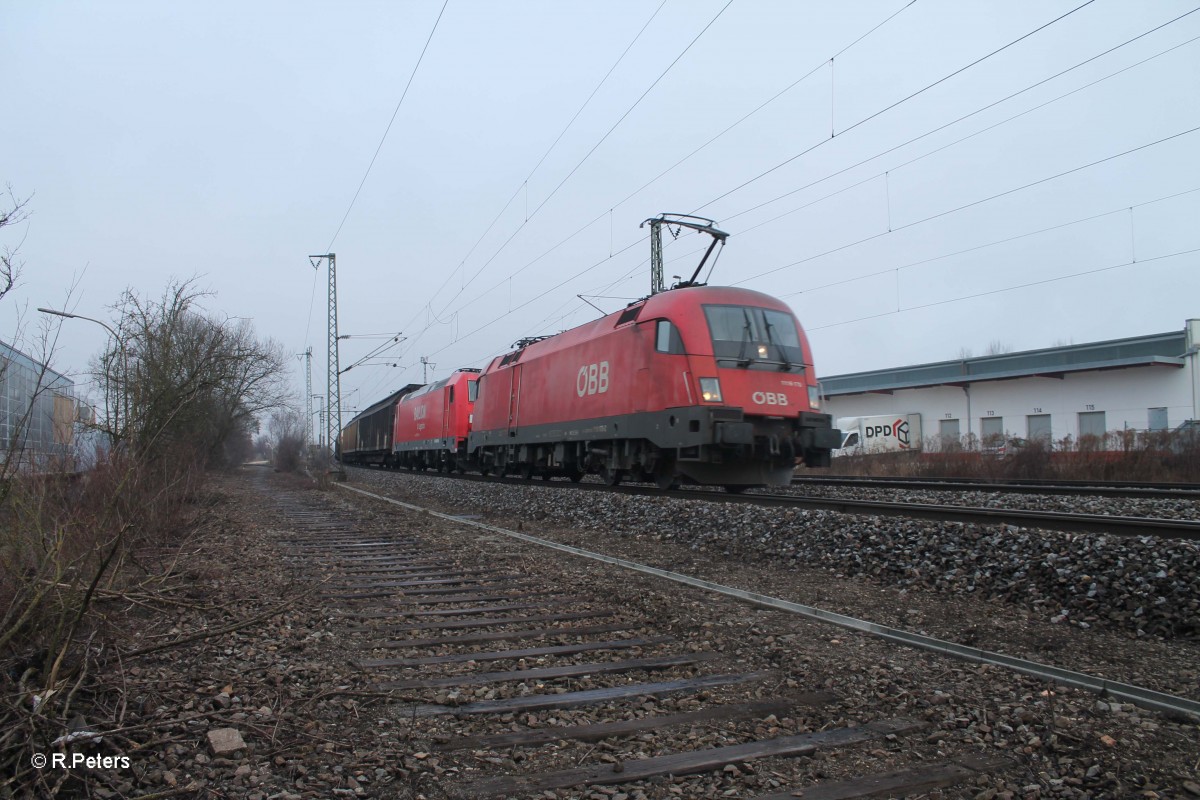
[703,305,805,372]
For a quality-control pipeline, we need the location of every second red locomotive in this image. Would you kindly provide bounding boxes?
[391,368,481,471]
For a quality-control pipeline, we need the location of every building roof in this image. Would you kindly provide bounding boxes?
[0,339,73,393]
[821,329,1188,397]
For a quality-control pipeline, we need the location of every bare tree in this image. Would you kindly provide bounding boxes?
[0,185,30,302]
[95,279,291,467]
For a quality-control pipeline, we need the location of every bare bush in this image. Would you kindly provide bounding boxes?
[267,409,307,472]
[0,272,298,791]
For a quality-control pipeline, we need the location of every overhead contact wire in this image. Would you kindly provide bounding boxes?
[417,0,669,322]
[719,7,1200,226]
[810,247,1200,332]
[410,0,917,355]
[323,0,451,252]
[733,126,1200,287]
[693,0,1099,213]
[781,186,1200,299]
[430,0,734,326]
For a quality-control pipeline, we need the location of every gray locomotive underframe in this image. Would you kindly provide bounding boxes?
[467,407,835,484]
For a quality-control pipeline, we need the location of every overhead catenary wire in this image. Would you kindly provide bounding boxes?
[730,125,1200,288]
[717,7,1200,227]
[405,0,1133,363]
[809,247,1200,333]
[609,0,919,213]
[423,0,735,332]
[720,30,1200,248]
[691,0,1101,214]
[432,0,922,331]
[410,0,670,329]
[779,186,1200,300]
[422,120,1199,375]
[322,0,451,254]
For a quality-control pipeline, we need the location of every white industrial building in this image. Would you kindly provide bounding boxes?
[821,319,1200,449]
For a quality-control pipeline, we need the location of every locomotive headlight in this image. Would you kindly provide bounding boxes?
[699,378,722,403]
[808,385,820,409]
[757,344,768,358]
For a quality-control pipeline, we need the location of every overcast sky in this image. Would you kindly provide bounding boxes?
[4,1,1198,427]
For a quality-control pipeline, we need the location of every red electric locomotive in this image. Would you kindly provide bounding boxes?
[391,368,481,471]
[467,284,840,489]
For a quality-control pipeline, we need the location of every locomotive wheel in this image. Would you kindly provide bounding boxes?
[521,463,535,481]
[723,484,748,494]
[602,466,623,487]
[567,468,584,483]
[455,462,466,474]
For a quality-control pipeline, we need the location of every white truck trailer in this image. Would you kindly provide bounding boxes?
[834,414,923,455]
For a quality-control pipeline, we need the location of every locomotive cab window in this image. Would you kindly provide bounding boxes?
[655,320,685,354]
[703,305,804,372]
[468,380,479,402]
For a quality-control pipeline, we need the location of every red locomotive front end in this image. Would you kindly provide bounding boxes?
[468,285,838,488]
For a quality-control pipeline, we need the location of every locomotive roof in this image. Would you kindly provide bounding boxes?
[494,285,794,365]
[399,368,480,403]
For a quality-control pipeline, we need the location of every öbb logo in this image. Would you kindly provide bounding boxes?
[866,418,910,448]
[751,391,789,406]
[576,361,610,397]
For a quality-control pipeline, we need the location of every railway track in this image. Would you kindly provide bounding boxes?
[251,472,1200,798]
[792,475,1200,500]
[269,486,1020,798]
[350,466,1200,540]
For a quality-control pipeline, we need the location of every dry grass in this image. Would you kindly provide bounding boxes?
[0,447,212,794]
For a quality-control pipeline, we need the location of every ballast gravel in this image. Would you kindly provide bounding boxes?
[352,470,1200,641]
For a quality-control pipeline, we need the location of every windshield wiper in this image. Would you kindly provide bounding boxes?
[763,316,792,371]
[736,309,754,367]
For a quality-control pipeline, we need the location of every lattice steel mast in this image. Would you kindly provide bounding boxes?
[309,254,342,466]
[297,347,313,450]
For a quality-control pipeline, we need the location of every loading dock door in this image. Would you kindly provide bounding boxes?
[1027,414,1051,443]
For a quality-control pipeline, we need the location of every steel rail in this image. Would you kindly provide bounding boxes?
[338,483,1200,721]
[659,487,1200,540]
[792,475,1200,500]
